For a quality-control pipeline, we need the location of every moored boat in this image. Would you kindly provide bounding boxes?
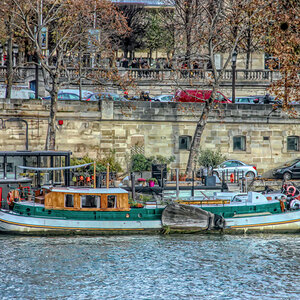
[0,186,299,234]
[0,186,163,234]
[174,191,300,233]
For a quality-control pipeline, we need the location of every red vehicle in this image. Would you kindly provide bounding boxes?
[175,89,231,103]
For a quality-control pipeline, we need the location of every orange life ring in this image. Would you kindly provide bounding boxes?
[287,185,296,196]
[7,192,14,205]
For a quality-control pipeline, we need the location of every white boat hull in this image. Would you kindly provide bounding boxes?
[224,210,300,233]
[1,209,300,235]
[0,210,162,234]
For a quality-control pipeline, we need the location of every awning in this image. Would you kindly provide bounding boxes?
[18,163,93,171]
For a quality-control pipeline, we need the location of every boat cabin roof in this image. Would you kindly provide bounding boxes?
[43,186,128,195]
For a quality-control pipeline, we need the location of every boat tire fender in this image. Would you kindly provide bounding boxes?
[279,200,285,212]
[290,199,300,210]
[7,192,14,206]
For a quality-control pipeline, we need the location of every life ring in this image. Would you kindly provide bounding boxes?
[286,185,297,196]
[7,192,14,206]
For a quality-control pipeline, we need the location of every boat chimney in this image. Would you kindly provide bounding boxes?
[106,163,110,189]
[93,161,96,189]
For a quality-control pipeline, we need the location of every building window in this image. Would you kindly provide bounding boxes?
[81,195,100,208]
[107,195,117,208]
[287,136,299,151]
[179,136,192,150]
[233,136,246,151]
[65,194,74,208]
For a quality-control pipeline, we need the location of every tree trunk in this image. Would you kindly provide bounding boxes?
[245,24,251,71]
[5,17,13,99]
[186,90,217,177]
[46,79,59,150]
[185,3,192,68]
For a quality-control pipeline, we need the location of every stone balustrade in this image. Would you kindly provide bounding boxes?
[0,66,282,84]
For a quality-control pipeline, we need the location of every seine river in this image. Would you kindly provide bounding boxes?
[0,234,299,300]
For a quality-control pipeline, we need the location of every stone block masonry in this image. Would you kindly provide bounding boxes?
[0,99,299,175]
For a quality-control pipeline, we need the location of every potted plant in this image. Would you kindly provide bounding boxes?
[147,177,158,187]
[137,178,146,186]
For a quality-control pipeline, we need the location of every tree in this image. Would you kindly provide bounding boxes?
[163,0,204,67]
[10,0,128,150]
[198,148,227,169]
[262,0,300,107]
[116,4,148,59]
[0,1,17,99]
[144,11,174,62]
[162,0,272,176]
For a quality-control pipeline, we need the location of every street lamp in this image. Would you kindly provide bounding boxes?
[12,44,19,66]
[0,45,3,66]
[231,50,238,104]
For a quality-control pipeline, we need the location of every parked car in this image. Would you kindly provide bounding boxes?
[230,96,259,104]
[43,93,80,101]
[153,94,175,102]
[272,158,300,181]
[175,90,231,103]
[42,89,93,101]
[0,87,36,99]
[212,159,257,179]
[85,92,128,102]
[59,89,93,99]
[250,95,282,105]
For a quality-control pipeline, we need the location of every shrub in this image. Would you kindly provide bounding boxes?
[131,154,153,172]
[198,148,227,169]
[130,154,175,172]
[71,150,122,174]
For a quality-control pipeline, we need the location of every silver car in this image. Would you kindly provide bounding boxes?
[154,94,175,102]
[213,160,258,179]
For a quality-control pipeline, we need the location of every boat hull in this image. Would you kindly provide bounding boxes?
[224,210,300,233]
[0,210,162,235]
[1,209,300,235]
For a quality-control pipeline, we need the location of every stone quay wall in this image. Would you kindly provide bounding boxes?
[0,99,299,175]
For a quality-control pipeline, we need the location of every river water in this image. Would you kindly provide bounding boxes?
[0,234,299,300]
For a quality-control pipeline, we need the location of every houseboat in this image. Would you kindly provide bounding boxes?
[0,186,164,234]
[0,186,300,234]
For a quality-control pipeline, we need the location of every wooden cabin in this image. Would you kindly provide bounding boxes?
[37,187,130,211]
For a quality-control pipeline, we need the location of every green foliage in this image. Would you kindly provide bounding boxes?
[197,148,227,168]
[71,150,122,174]
[144,11,174,52]
[131,154,153,172]
[149,155,175,165]
[130,153,175,172]
[147,178,158,184]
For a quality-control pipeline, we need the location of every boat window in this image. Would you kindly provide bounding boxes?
[65,194,74,208]
[81,195,100,208]
[107,195,117,208]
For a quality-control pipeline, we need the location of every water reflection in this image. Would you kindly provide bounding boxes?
[0,234,299,299]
